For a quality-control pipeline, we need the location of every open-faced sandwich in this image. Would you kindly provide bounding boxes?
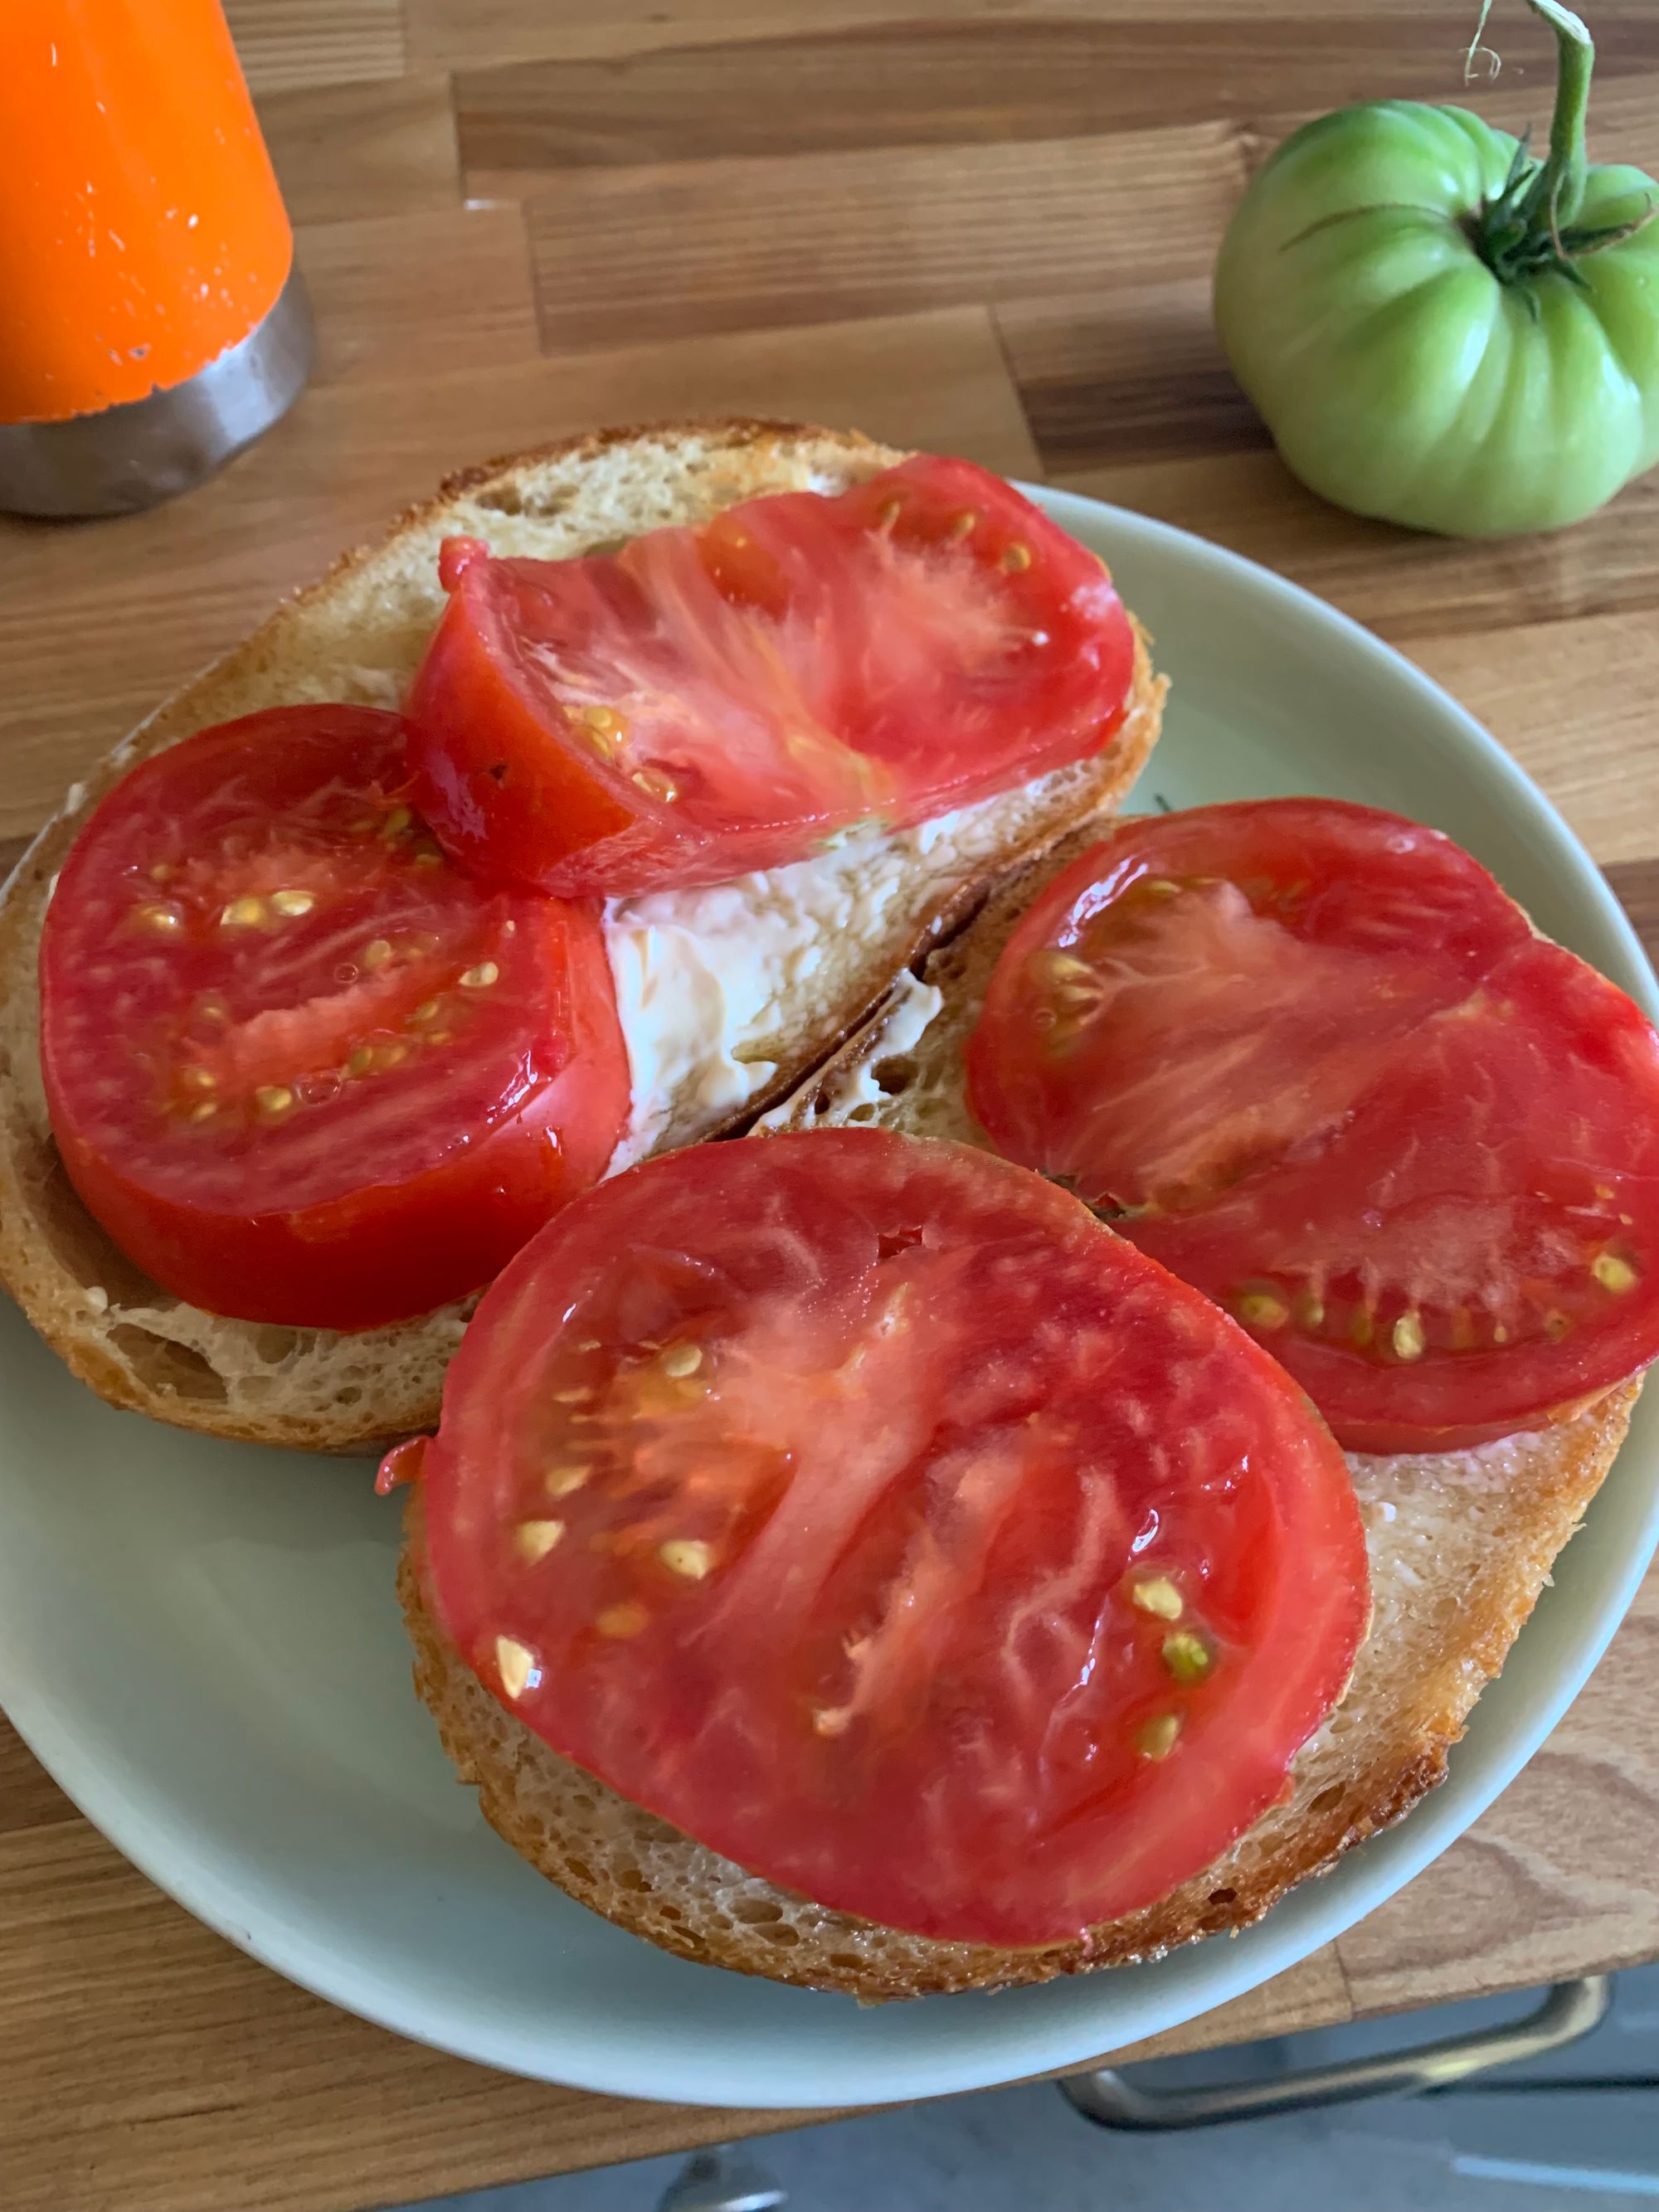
[7,420,1658,2009]
[0,421,1163,1448]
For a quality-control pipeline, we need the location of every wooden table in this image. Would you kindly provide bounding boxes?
[4,3,1659,2207]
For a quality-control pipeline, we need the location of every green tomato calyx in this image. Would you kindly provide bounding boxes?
[1476,133,1657,293]
[1470,0,1658,290]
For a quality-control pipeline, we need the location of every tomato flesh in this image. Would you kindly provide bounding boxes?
[404,455,1136,897]
[41,707,629,1330]
[966,800,1659,1451]
[412,1129,1365,1946]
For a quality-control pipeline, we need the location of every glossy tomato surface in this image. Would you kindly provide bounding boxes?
[41,707,629,1330]
[413,1129,1365,1947]
[404,455,1136,897]
[967,800,1659,1451]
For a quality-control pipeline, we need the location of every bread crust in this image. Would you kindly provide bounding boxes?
[399,1377,1635,2001]
[0,421,1163,1452]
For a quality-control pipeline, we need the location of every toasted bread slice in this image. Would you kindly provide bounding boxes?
[398,822,1639,2000]
[0,423,1164,1454]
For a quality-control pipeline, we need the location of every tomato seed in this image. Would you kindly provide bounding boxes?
[515,1519,566,1563]
[631,767,679,804]
[659,1539,713,1579]
[494,1635,535,1698]
[1137,1713,1182,1761]
[1391,1312,1426,1362]
[1162,1631,1212,1684]
[1129,1576,1183,1621]
[596,1602,649,1640]
[1234,1289,1289,1331]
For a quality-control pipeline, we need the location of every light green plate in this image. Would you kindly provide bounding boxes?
[1,487,1654,2110]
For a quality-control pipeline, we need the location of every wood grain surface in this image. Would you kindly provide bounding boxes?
[4,2,1659,2207]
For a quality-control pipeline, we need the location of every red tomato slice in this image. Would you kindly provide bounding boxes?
[966,800,1659,1451]
[411,1129,1365,1947]
[404,455,1136,897]
[41,707,629,1331]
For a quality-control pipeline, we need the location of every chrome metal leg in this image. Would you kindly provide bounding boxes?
[1058,1976,1613,2131]
[654,2144,788,2210]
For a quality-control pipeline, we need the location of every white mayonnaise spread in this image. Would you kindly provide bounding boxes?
[601,781,1039,1168]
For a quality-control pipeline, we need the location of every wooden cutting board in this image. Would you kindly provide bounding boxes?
[3,3,1658,2207]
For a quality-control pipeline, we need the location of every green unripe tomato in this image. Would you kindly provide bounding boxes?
[1214,3,1659,537]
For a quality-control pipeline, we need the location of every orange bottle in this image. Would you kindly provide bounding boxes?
[0,0,311,516]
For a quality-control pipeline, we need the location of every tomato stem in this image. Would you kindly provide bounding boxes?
[1527,0,1592,230]
[1472,0,1618,284]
